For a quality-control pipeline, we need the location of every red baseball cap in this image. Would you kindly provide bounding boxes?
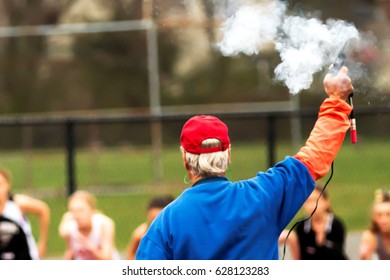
[180,115,230,154]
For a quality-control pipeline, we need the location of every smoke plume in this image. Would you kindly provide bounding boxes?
[217,0,361,94]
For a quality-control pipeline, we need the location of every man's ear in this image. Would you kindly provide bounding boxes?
[228,145,231,164]
[182,151,189,170]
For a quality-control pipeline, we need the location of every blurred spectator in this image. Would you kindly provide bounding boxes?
[59,190,120,260]
[359,189,390,260]
[279,185,348,259]
[127,194,174,260]
[0,168,50,260]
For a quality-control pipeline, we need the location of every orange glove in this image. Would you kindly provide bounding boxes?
[294,98,352,181]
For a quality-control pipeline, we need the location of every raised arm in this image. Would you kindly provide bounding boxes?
[294,66,354,181]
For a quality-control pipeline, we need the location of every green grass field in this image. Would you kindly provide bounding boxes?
[1,137,389,258]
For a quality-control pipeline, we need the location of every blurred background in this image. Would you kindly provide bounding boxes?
[0,0,389,259]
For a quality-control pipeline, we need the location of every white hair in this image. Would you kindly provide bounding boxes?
[181,138,230,177]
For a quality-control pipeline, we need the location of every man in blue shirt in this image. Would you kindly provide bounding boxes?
[136,66,354,260]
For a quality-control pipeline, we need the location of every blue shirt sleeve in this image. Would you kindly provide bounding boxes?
[135,235,170,260]
[255,156,315,231]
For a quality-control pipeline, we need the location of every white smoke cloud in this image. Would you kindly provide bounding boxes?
[217,0,361,94]
[218,1,287,56]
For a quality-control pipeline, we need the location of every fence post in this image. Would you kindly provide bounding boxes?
[146,17,163,184]
[65,120,76,196]
[267,115,276,167]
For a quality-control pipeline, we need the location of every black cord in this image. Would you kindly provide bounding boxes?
[281,161,334,260]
